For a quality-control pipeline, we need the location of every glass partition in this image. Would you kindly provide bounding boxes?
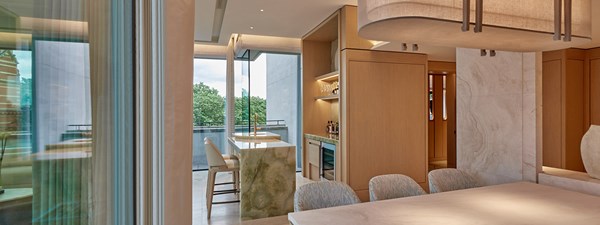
[236,50,251,134]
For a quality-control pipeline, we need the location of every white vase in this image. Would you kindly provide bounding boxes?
[581,125,600,179]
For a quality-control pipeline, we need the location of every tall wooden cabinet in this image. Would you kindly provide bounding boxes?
[542,48,600,172]
[302,5,429,201]
[341,50,428,199]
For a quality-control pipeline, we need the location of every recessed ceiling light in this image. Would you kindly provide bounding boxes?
[260,9,264,12]
[250,26,254,29]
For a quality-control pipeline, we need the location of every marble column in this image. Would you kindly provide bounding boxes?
[456,48,540,185]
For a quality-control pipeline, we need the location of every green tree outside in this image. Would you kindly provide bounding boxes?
[193,82,266,126]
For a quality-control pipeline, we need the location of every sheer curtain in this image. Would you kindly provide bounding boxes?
[88,0,135,224]
[4,0,136,224]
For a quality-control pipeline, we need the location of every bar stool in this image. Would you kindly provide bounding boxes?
[204,137,240,219]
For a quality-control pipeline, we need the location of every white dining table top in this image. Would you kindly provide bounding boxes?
[288,182,600,225]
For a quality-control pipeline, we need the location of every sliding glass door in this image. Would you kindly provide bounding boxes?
[0,0,134,224]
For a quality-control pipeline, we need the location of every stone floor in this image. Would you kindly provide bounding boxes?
[193,171,313,225]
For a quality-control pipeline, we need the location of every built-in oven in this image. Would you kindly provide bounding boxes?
[321,142,335,181]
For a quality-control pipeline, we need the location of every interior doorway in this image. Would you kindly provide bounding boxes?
[427,62,457,171]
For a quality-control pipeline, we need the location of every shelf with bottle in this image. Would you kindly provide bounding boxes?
[315,76,340,101]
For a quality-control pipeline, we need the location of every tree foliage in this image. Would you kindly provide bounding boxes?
[193,83,266,126]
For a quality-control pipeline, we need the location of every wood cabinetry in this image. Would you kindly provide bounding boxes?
[589,48,600,126]
[341,50,428,200]
[302,5,429,201]
[306,139,321,181]
[542,48,598,172]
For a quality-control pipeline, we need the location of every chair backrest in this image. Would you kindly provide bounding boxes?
[428,168,479,193]
[204,137,226,168]
[369,174,427,201]
[294,181,361,212]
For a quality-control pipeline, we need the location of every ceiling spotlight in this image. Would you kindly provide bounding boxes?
[480,49,487,56]
[401,43,408,51]
[260,9,264,12]
[412,44,419,51]
[250,26,254,30]
[490,50,496,57]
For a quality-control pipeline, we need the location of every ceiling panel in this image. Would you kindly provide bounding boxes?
[195,0,357,44]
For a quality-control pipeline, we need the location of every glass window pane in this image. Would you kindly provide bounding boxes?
[193,58,226,170]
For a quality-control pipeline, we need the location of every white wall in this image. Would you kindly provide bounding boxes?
[456,48,540,185]
[34,40,91,152]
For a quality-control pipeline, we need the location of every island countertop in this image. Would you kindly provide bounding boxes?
[228,137,294,151]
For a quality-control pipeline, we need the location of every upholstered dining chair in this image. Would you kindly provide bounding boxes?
[294,181,361,212]
[204,137,240,219]
[428,168,480,193]
[369,174,427,201]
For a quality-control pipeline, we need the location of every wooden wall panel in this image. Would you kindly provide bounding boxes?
[564,59,585,171]
[340,6,373,50]
[591,59,600,125]
[433,75,446,160]
[542,59,562,168]
[164,0,194,223]
[346,58,427,195]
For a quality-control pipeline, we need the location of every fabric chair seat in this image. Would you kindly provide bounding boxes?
[428,168,480,193]
[294,181,361,212]
[369,174,427,201]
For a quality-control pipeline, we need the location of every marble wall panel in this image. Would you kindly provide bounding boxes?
[457,48,538,185]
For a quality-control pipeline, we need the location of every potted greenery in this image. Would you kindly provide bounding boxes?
[0,132,12,194]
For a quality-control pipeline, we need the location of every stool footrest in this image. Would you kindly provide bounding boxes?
[213,189,239,195]
[212,200,240,205]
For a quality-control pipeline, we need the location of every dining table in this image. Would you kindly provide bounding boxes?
[288,182,600,225]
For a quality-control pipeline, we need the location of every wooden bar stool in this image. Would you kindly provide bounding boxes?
[204,137,240,219]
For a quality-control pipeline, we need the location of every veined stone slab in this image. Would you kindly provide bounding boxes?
[229,138,296,220]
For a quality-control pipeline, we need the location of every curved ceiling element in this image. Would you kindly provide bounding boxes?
[358,0,592,52]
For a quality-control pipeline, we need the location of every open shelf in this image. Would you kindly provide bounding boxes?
[315,71,339,82]
[315,95,339,101]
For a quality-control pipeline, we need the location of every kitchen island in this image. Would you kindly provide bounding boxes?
[228,136,296,220]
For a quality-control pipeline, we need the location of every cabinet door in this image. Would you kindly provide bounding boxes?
[542,59,562,168]
[346,60,427,192]
[306,139,321,181]
[591,58,600,125]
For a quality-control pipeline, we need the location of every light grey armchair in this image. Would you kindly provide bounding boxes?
[428,168,480,193]
[294,181,361,212]
[369,174,427,201]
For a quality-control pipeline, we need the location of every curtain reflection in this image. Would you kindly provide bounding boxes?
[0,0,133,224]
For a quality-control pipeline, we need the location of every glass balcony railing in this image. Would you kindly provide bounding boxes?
[192,120,288,170]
